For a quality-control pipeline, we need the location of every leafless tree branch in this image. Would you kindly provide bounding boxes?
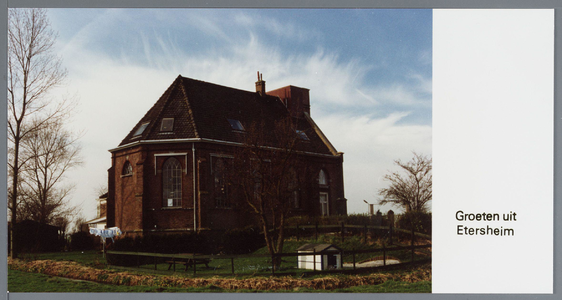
[7,8,73,258]
[378,152,432,213]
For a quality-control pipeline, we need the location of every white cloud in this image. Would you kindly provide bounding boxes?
[232,11,322,42]
[315,113,432,214]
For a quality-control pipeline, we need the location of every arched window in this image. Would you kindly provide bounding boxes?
[318,169,328,186]
[163,157,182,207]
[122,161,133,176]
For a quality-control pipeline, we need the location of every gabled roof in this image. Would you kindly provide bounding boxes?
[115,75,337,155]
[296,243,342,252]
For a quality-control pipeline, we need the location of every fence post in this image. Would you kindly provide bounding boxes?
[296,224,300,241]
[341,222,345,243]
[154,256,157,270]
[411,226,415,262]
[272,253,275,274]
[383,243,386,266]
[315,223,318,240]
[313,249,316,271]
[352,252,356,270]
[363,224,367,244]
[231,257,235,274]
[193,255,197,275]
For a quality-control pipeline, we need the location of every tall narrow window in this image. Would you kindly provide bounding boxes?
[122,161,133,176]
[214,158,230,208]
[163,157,182,207]
[318,169,328,186]
[320,192,329,216]
[318,170,329,216]
[289,168,300,209]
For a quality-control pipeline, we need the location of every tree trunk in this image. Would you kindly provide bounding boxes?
[10,136,20,259]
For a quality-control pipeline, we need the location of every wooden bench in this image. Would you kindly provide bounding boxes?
[166,257,211,271]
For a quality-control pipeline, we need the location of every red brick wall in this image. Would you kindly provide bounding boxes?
[110,142,346,234]
[112,147,144,233]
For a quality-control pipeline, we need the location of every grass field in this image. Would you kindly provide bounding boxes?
[8,236,431,293]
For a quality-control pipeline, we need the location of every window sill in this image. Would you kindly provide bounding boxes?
[121,174,133,178]
[160,207,192,210]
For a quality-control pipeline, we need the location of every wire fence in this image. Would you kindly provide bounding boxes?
[106,223,431,276]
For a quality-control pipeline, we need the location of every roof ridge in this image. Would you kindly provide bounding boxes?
[142,76,182,139]
[303,112,339,156]
[180,75,279,100]
[118,76,181,145]
[178,77,200,139]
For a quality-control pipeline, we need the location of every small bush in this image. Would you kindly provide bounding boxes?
[396,211,432,235]
[221,226,265,254]
[70,231,95,251]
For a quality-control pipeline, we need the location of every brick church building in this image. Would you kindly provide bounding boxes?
[107,74,346,235]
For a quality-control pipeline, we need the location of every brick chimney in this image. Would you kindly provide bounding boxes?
[255,71,266,96]
[267,85,311,118]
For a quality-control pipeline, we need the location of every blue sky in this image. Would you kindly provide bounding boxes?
[45,8,432,220]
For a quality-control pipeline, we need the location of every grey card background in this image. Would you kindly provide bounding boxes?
[2,0,561,300]
[433,9,553,293]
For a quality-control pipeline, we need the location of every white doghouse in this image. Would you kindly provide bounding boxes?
[296,243,342,270]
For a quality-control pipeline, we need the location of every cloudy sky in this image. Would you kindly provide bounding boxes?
[45,8,432,221]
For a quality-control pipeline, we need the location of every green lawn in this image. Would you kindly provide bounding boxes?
[9,237,431,293]
[22,235,430,277]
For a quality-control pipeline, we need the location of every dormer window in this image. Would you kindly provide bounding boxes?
[296,130,310,141]
[160,118,174,132]
[134,122,149,136]
[227,119,244,131]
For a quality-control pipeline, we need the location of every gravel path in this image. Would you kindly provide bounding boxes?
[343,259,400,268]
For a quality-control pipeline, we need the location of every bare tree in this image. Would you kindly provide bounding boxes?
[228,116,307,269]
[94,184,108,198]
[378,153,432,212]
[18,118,81,225]
[7,8,69,258]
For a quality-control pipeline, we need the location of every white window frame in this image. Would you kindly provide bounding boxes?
[320,192,329,216]
[162,157,182,208]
